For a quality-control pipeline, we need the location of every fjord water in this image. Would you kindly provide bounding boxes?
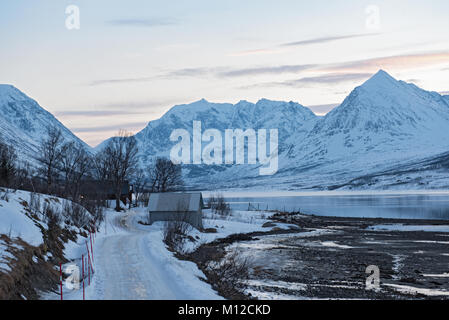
[221,192,449,220]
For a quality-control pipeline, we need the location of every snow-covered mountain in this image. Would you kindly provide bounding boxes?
[0,84,90,164]
[127,70,449,190]
[132,98,318,167]
[271,70,449,189]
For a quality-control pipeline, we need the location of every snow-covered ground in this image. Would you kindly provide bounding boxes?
[44,206,289,300]
[0,188,95,297]
[0,191,44,247]
[0,189,93,246]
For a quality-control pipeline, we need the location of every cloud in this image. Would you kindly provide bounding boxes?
[89,68,222,85]
[307,103,340,115]
[162,67,222,78]
[106,17,177,27]
[55,110,144,117]
[89,64,315,85]
[321,51,449,73]
[405,79,421,84]
[243,73,372,89]
[55,99,179,121]
[217,64,316,78]
[229,48,286,57]
[89,77,154,86]
[230,33,381,57]
[89,50,449,87]
[281,33,381,47]
[71,121,149,133]
[280,73,372,87]
[235,50,449,89]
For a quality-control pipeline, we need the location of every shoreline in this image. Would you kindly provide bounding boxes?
[186,211,449,300]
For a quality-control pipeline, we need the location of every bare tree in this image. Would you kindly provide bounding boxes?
[36,127,64,193]
[97,130,139,211]
[149,157,183,193]
[60,141,92,200]
[0,139,17,187]
[132,168,148,207]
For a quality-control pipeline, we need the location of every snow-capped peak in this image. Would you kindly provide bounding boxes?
[0,85,91,164]
[359,69,399,90]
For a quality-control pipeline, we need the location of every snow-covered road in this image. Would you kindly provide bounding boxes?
[95,211,204,299]
[53,208,222,300]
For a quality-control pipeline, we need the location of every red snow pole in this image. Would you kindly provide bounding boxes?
[90,232,94,263]
[82,255,85,300]
[85,241,91,286]
[85,256,88,286]
[86,241,92,274]
[88,254,91,285]
[59,263,63,300]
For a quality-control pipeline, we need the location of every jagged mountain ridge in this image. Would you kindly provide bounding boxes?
[132,98,318,167]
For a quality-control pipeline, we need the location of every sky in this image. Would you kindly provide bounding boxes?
[1,0,449,147]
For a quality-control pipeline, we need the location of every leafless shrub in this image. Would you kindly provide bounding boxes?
[62,200,90,228]
[43,202,61,226]
[204,250,252,298]
[209,193,231,217]
[0,188,9,202]
[163,214,193,254]
[29,192,41,216]
[79,198,105,225]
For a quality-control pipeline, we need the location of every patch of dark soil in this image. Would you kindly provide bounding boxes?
[0,221,82,300]
[0,235,58,300]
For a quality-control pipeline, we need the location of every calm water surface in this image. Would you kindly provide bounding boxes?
[216,192,449,220]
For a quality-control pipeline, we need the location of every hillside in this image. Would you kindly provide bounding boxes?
[0,188,95,299]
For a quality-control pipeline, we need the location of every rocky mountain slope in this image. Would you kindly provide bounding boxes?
[0,84,90,164]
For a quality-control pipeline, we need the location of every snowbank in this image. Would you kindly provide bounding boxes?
[0,190,44,246]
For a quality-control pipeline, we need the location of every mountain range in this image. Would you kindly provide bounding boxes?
[1,70,449,190]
